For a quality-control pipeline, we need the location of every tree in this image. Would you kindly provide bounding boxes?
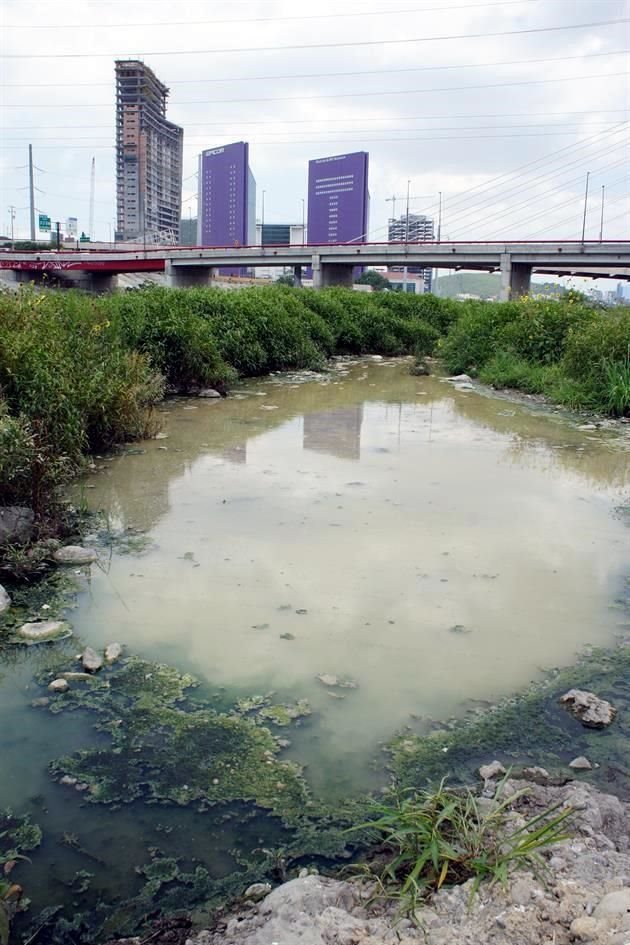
[355,270,391,292]
[275,273,295,287]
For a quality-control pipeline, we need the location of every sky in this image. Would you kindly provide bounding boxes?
[0,0,629,248]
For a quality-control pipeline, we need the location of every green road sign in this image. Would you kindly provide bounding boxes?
[38,214,51,232]
[79,232,91,242]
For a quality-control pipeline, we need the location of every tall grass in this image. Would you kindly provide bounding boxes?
[348,778,572,920]
[0,284,628,548]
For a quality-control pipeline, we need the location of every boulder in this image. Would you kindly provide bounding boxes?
[316,674,339,688]
[569,756,593,770]
[48,678,69,693]
[244,883,272,901]
[0,506,34,547]
[104,642,123,663]
[53,545,98,565]
[60,672,95,682]
[0,584,10,615]
[479,760,506,781]
[560,689,617,729]
[81,646,103,673]
[198,388,222,399]
[17,620,71,643]
[593,888,630,918]
[448,374,473,384]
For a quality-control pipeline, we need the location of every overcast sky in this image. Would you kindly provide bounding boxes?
[1,0,628,245]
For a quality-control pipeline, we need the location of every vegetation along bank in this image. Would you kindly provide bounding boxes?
[1,283,628,566]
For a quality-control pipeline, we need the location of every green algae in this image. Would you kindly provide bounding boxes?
[36,655,310,822]
[0,809,42,862]
[234,692,312,727]
[387,644,630,793]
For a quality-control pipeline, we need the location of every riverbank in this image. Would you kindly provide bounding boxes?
[184,776,630,945]
[1,285,628,575]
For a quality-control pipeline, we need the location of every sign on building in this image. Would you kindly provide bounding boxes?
[66,217,78,237]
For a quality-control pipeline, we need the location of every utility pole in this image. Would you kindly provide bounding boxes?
[301,198,305,242]
[437,191,443,242]
[261,190,266,231]
[28,144,36,241]
[8,206,16,248]
[599,185,605,243]
[89,156,95,240]
[580,171,590,243]
[55,220,61,251]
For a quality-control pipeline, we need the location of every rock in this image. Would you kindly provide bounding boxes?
[521,766,551,784]
[48,678,69,693]
[198,388,222,399]
[560,689,617,728]
[0,506,34,547]
[479,760,506,781]
[569,756,593,770]
[317,674,339,687]
[17,620,71,644]
[570,916,603,940]
[59,775,78,786]
[370,355,383,361]
[0,584,10,615]
[53,545,98,565]
[448,374,473,384]
[593,889,630,918]
[60,672,95,682]
[31,697,50,708]
[104,642,123,663]
[244,883,272,901]
[81,646,103,673]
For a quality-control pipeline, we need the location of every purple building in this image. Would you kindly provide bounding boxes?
[307,151,369,245]
[197,141,256,247]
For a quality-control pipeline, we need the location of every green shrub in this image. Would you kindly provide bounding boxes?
[439,301,520,374]
[497,298,596,365]
[104,287,235,390]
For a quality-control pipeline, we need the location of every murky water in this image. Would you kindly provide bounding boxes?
[1,359,629,930]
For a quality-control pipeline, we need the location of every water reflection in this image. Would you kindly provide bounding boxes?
[303,406,363,461]
[66,361,629,796]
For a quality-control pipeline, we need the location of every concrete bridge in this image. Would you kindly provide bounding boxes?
[1,241,628,299]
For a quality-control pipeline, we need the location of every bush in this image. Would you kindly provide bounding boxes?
[0,289,164,513]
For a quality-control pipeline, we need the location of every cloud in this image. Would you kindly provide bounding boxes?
[1,0,628,247]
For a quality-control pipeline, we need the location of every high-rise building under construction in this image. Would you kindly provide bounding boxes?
[388,213,435,292]
[115,60,183,243]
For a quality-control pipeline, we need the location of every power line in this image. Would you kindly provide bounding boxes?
[435,138,630,235]
[4,71,625,107]
[1,131,626,151]
[4,122,625,143]
[2,18,627,58]
[401,122,630,222]
[5,110,627,132]
[6,48,627,89]
[1,0,539,28]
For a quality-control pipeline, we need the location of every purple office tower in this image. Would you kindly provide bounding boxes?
[307,151,369,245]
[197,141,256,247]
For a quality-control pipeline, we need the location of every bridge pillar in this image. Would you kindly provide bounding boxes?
[165,262,214,288]
[500,254,532,301]
[311,255,354,289]
[293,265,303,287]
[85,272,117,293]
